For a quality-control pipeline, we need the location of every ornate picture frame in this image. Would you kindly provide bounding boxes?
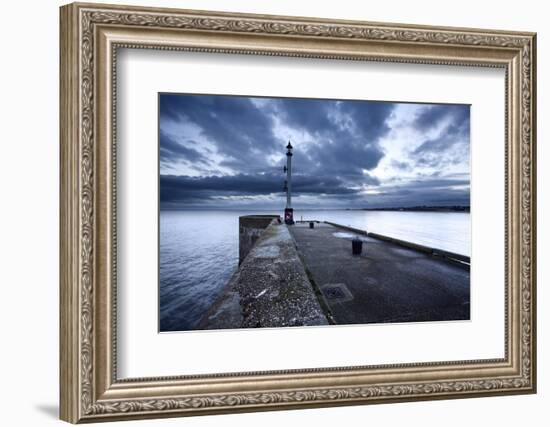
[60,2,536,423]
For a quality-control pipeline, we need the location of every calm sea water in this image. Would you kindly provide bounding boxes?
[159,209,470,331]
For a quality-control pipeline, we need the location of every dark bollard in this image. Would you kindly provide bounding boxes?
[309,221,314,229]
[352,237,363,255]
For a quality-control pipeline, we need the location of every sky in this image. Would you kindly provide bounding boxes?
[159,93,470,210]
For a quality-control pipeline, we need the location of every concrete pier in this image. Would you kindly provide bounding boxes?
[199,216,470,330]
[289,222,470,324]
[199,221,329,329]
[238,215,281,264]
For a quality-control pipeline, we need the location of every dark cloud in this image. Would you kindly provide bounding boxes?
[160,94,280,172]
[414,122,469,156]
[307,140,384,175]
[412,104,470,169]
[160,172,379,208]
[271,98,337,135]
[365,178,470,208]
[270,99,391,177]
[413,104,469,132]
[160,95,392,177]
[391,160,412,171]
[159,94,470,208]
[159,130,208,165]
[341,101,395,142]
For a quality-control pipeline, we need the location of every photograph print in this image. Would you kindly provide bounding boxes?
[159,93,471,332]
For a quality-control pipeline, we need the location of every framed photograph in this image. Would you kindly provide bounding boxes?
[60,2,537,423]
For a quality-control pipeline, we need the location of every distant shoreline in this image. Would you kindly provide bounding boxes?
[351,205,470,213]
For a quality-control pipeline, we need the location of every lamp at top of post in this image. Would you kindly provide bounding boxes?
[284,141,294,225]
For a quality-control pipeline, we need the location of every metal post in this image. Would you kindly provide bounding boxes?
[284,141,294,224]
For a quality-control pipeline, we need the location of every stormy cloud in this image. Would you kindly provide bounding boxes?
[159,93,470,209]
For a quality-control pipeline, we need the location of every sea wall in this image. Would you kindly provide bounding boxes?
[199,221,329,330]
[239,215,280,265]
[324,221,470,267]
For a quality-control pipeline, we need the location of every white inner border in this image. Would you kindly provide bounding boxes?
[117,49,505,378]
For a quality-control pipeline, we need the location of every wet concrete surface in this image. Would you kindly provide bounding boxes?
[289,222,470,324]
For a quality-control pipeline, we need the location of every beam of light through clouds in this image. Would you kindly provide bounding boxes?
[159,93,470,210]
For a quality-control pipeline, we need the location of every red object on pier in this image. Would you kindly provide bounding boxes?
[284,208,294,225]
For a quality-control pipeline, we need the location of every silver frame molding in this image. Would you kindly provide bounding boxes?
[60,2,537,423]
